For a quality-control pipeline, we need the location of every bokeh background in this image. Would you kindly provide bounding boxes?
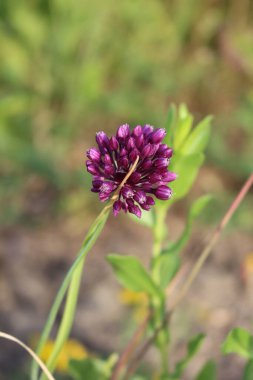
[0,1,253,379]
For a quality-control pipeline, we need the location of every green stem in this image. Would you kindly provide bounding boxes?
[152,301,170,376]
[31,207,110,380]
[150,207,170,375]
[31,157,141,380]
[160,339,169,375]
[40,260,84,380]
[152,207,167,259]
[124,174,253,378]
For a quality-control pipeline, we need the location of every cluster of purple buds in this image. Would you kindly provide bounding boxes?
[86,124,176,217]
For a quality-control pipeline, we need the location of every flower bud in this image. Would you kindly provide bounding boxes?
[113,200,122,216]
[117,124,130,140]
[162,171,177,182]
[128,204,141,218]
[149,128,166,143]
[96,131,109,148]
[134,191,147,204]
[87,147,101,162]
[132,125,142,137]
[154,158,169,169]
[109,136,119,151]
[154,186,172,200]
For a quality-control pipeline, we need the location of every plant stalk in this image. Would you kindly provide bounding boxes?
[124,173,253,378]
[39,260,84,380]
[150,207,170,375]
[31,156,140,380]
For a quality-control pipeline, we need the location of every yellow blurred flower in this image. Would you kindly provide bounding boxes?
[119,289,149,321]
[241,252,253,284]
[243,253,253,274]
[39,339,89,372]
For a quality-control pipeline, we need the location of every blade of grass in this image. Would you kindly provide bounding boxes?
[0,332,55,380]
[31,209,109,380]
[32,156,140,380]
[39,257,85,380]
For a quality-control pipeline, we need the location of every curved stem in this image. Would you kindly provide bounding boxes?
[152,207,167,259]
[124,173,253,377]
[0,332,55,380]
[31,209,110,380]
[40,260,84,380]
[170,172,253,310]
[31,156,140,380]
[150,207,170,375]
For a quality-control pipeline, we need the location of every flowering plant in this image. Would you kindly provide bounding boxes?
[1,104,252,380]
[86,124,176,217]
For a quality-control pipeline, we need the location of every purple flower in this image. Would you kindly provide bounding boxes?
[86,124,176,217]
[154,185,172,200]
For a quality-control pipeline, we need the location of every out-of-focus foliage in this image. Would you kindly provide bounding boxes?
[222,328,253,380]
[69,354,117,380]
[195,361,217,380]
[222,327,253,360]
[166,104,212,202]
[107,254,163,299]
[171,334,205,379]
[0,0,253,224]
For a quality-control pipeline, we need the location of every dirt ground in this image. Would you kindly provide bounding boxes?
[0,206,252,380]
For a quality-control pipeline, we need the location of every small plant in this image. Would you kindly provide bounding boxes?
[0,104,252,380]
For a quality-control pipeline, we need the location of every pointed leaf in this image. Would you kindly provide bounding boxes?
[174,104,193,150]
[180,116,212,155]
[222,328,253,359]
[190,194,213,218]
[170,153,204,200]
[196,360,217,380]
[153,251,180,289]
[173,334,205,378]
[166,194,212,257]
[69,358,107,380]
[107,254,162,299]
[243,360,253,380]
[31,208,110,380]
[128,209,154,228]
[164,103,177,147]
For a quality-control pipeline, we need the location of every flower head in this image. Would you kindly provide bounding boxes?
[86,124,176,217]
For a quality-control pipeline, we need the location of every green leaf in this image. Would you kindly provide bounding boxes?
[166,194,212,257]
[163,106,212,203]
[164,103,177,147]
[174,104,193,150]
[69,353,117,380]
[170,153,204,200]
[31,208,110,380]
[196,360,217,380]
[153,251,180,289]
[190,194,213,217]
[128,209,154,228]
[69,358,107,380]
[154,196,211,291]
[107,254,162,299]
[222,327,253,359]
[243,360,253,380]
[180,116,212,155]
[173,334,205,378]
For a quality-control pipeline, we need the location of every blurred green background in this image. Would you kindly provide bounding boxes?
[0,2,253,379]
[0,0,253,226]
